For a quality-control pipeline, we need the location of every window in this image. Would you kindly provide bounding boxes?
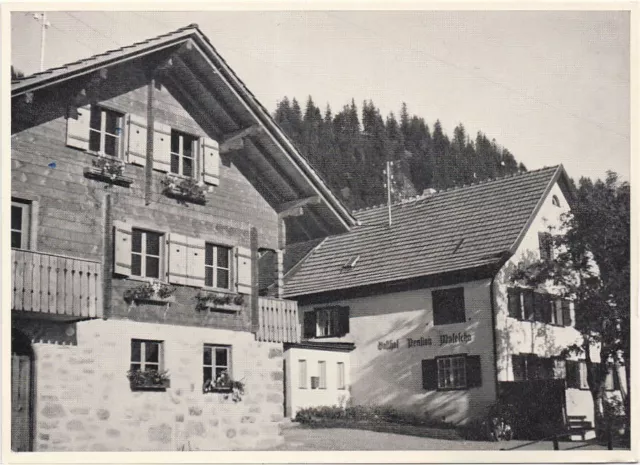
[130,339,163,372]
[11,199,31,249]
[318,361,327,389]
[507,288,571,326]
[538,232,554,262]
[89,106,123,157]
[170,130,198,177]
[131,229,163,279]
[337,362,345,390]
[552,195,561,207]
[432,287,465,325]
[422,355,481,391]
[566,360,590,389]
[512,354,556,381]
[205,244,231,289]
[203,345,231,391]
[298,360,307,389]
[303,306,350,338]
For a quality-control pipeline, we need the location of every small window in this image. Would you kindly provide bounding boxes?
[303,306,350,338]
[130,339,163,373]
[512,354,556,381]
[131,229,163,279]
[170,130,198,178]
[11,199,31,249]
[507,288,570,326]
[432,287,465,325]
[205,244,231,289]
[318,361,327,389]
[89,106,123,157]
[437,356,467,389]
[298,360,307,389]
[203,344,231,392]
[552,195,561,207]
[337,362,345,390]
[538,232,554,262]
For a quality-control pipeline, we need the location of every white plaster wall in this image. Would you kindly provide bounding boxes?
[299,279,497,425]
[284,347,351,417]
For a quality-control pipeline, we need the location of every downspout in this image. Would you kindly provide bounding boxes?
[489,272,500,401]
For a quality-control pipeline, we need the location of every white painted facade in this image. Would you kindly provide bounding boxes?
[284,347,351,417]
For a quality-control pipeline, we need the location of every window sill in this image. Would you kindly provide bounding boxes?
[436,386,469,392]
[83,166,133,187]
[203,386,233,394]
[130,379,170,391]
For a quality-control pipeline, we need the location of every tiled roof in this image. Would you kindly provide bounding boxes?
[284,165,568,297]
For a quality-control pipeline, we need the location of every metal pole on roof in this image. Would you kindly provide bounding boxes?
[384,161,394,227]
[33,12,50,71]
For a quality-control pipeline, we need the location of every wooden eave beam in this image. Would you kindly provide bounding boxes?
[220,125,263,154]
[276,195,322,214]
[278,206,304,219]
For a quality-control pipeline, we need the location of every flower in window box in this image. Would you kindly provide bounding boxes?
[161,175,207,204]
[195,291,245,312]
[127,369,171,390]
[93,154,125,180]
[203,370,245,402]
[123,281,175,304]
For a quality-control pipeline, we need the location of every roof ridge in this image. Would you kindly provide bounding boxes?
[12,23,200,84]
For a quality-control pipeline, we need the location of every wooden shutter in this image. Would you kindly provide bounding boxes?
[186,237,206,288]
[422,359,438,390]
[200,137,220,185]
[566,360,579,388]
[533,292,544,322]
[561,300,569,325]
[613,367,621,391]
[523,289,534,320]
[303,311,316,339]
[66,104,91,150]
[235,246,252,294]
[113,221,132,276]
[153,122,172,172]
[167,233,188,285]
[507,288,521,319]
[126,114,147,166]
[338,306,350,336]
[466,355,482,388]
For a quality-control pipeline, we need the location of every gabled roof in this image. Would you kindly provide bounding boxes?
[12,24,357,238]
[284,165,573,298]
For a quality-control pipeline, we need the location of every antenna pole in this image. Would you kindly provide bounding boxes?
[33,12,50,71]
[385,160,393,227]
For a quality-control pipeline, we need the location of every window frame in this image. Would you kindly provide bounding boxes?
[131,228,164,280]
[170,129,198,178]
[303,306,350,339]
[89,106,124,158]
[507,287,571,327]
[432,287,466,326]
[202,344,232,393]
[130,339,163,373]
[298,359,307,389]
[318,360,327,390]
[11,199,31,250]
[436,355,467,390]
[204,243,232,290]
[337,362,346,390]
[512,354,559,381]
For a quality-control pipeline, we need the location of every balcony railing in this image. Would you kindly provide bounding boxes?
[256,296,300,343]
[11,249,103,319]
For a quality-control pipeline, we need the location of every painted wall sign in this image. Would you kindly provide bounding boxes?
[407,337,433,348]
[439,332,472,345]
[378,340,399,350]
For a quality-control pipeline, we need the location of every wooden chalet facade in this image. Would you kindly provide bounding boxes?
[10,24,355,452]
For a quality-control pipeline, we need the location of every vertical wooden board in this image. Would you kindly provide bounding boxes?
[13,251,24,310]
[48,256,58,314]
[88,263,97,318]
[22,252,33,312]
[56,259,66,315]
[65,259,74,316]
[32,253,41,313]
[277,301,284,342]
[39,254,49,312]
[95,266,103,319]
[78,261,88,317]
[257,301,265,341]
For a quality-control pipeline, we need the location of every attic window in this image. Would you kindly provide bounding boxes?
[452,238,465,254]
[343,255,360,269]
[552,195,561,207]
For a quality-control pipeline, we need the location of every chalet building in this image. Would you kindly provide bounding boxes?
[283,166,624,438]
[10,24,357,452]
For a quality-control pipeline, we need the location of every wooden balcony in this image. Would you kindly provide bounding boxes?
[11,249,103,320]
[256,296,300,343]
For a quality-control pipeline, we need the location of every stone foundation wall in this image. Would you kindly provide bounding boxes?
[20,318,284,451]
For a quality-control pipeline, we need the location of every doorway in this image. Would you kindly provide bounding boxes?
[12,328,34,452]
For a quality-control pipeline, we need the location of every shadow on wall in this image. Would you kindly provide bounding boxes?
[12,317,78,346]
[349,313,485,426]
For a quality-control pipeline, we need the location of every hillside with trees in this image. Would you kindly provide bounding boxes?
[273,96,526,210]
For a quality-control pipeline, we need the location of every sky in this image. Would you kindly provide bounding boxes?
[10,9,631,182]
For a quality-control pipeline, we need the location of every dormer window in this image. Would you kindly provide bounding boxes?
[89,106,123,157]
[343,255,359,269]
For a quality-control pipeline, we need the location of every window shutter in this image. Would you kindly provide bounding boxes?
[235,246,252,294]
[533,292,544,322]
[338,306,350,336]
[562,299,572,327]
[167,233,188,285]
[113,221,132,276]
[507,288,521,319]
[466,355,482,388]
[422,359,438,390]
[152,122,171,172]
[186,237,206,288]
[566,361,579,388]
[613,366,621,391]
[523,290,534,320]
[200,137,220,186]
[303,311,316,339]
[126,114,148,166]
[66,104,91,150]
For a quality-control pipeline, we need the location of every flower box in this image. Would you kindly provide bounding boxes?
[161,176,207,205]
[129,378,171,391]
[196,291,245,313]
[127,369,171,391]
[200,302,243,313]
[124,281,176,305]
[84,166,134,186]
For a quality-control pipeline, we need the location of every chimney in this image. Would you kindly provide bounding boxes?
[422,188,437,196]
